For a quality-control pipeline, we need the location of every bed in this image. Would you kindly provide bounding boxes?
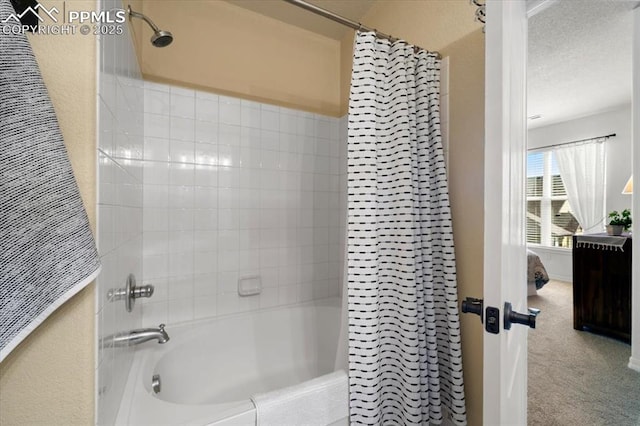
[527,249,550,296]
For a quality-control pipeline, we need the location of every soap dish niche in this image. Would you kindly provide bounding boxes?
[238,275,261,297]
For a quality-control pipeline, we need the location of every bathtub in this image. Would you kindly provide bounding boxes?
[115,297,348,425]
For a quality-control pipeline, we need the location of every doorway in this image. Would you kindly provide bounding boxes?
[525,2,639,424]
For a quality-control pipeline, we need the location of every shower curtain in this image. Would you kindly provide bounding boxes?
[347,32,466,425]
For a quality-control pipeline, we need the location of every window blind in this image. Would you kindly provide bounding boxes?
[526,150,581,248]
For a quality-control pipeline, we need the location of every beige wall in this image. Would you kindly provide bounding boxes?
[339,3,485,424]
[138,0,342,116]
[441,30,485,426]
[0,0,97,424]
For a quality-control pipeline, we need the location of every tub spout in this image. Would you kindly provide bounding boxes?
[106,324,170,347]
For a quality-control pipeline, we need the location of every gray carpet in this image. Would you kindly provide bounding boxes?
[528,280,640,426]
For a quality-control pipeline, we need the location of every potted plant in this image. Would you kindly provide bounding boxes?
[606,209,632,236]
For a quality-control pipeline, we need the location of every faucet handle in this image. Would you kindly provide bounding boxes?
[133,284,154,299]
[159,323,165,331]
[107,274,156,313]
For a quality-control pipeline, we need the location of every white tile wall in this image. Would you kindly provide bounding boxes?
[338,116,348,297]
[140,83,346,326]
[96,0,144,424]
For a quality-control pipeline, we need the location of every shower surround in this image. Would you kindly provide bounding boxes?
[139,82,346,326]
[96,29,347,423]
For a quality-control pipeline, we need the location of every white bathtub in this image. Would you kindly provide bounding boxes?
[115,297,347,425]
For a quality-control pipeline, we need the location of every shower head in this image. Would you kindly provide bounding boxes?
[151,30,174,48]
[127,5,173,48]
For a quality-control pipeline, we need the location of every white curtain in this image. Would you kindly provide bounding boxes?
[553,141,606,234]
[347,32,466,425]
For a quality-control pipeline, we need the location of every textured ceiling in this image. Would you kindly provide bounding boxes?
[224,0,375,40]
[527,0,637,129]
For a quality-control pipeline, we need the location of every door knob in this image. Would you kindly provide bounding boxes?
[504,302,540,330]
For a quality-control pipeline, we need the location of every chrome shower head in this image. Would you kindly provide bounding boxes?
[151,30,174,48]
[128,5,173,48]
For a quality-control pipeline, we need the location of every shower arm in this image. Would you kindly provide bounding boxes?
[127,6,161,33]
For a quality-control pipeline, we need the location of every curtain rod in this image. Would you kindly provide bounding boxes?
[281,0,442,59]
[528,133,616,152]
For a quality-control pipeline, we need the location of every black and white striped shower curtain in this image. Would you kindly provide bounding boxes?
[347,32,467,425]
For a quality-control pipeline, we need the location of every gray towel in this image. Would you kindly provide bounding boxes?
[0,0,101,361]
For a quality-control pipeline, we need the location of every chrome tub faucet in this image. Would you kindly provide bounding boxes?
[104,324,170,348]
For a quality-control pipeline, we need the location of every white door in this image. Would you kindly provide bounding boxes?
[483,0,529,425]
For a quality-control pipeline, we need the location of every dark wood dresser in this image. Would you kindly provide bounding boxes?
[572,234,632,343]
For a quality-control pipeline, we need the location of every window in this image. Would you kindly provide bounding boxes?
[526,151,582,248]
